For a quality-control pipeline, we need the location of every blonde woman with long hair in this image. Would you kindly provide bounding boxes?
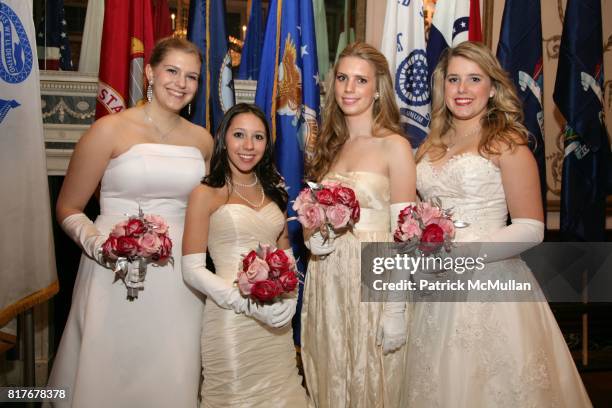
[406,41,591,407]
[301,42,416,408]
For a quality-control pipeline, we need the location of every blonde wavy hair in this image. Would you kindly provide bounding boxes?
[416,41,528,163]
[306,42,403,181]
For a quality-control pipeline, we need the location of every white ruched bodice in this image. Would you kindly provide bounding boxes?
[208,202,283,281]
[417,153,508,241]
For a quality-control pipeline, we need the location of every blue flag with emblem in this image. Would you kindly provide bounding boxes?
[553,0,609,241]
[255,0,320,345]
[496,0,547,215]
[381,0,430,146]
[237,0,264,80]
[188,0,235,132]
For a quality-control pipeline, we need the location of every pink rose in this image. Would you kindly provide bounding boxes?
[125,219,146,237]
[278,271,298,292]
[237,271,254,295]
[110,220,128,237]
[245,257,270,283]
[257,244,274,259]
[297,203,326,229]
[116,236,139,257]
[394,218,422,242]
[315,188,335,206]
[101,236,119,260]
[325,204,351,230]
[292,188,316,212]
[251,279,283,303]
[156,235,172,262]
[417,203,442,225]
[137,232,161,257]
[144,214,169,234]
[332,186,357,208]
[242,250,258,271]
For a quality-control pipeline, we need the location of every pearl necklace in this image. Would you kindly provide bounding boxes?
[229,178,265,208]
[231,174,258,188]
[143,105,181,142]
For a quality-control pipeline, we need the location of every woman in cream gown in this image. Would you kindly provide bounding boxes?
[300,42,416,408]
[181,103,308,407]
[406,41,591,407]
[48,38,212,407]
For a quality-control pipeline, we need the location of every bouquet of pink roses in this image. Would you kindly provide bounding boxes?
[393,200,455,256]
[101,209,173,301]
[237,244,299,303]
[292,181,360,240]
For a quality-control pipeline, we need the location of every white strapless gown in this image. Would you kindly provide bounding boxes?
[200,202,309,407]
[405,154,592,407]
[47,144,206,408]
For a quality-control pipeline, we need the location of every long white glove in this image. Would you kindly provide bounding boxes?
[376,202,415,354]
[451,218,544,263]
[182,253,295,328]
[61,213,107,265]
[305,230,336,256]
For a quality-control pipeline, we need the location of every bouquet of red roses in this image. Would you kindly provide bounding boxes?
[237,244,299,303]
[393,200,455,255]
[292,181,360,240]
[101,209,172,301]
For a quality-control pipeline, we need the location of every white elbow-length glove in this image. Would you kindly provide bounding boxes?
[450,218,545,263]
[305,230,337,256]
[61,213,107,265]
[182,252,295,328]
[376,202,415,354]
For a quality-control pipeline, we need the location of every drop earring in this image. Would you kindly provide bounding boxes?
[374,92,380,100]
[147,81,153,102]
[187,103,192,116]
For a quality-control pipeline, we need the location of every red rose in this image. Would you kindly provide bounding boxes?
[125,219,146,237]
[101,236,119,260]
[266,249,290,272]
[316,188,335,206]
[278,271,298,292]
[242,250,258,271]
[419,224,445,254]
[398,205,416,223]
[332,186,357,207]
[116,236,139,257]
[350,201,360,222]
[156,235,173,262]
[251,279,283,303]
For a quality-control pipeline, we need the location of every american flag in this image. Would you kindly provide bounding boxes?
[36,0,73,70]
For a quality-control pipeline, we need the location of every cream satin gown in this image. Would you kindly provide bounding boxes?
[405,154,592,407]
[47,144,206,408]
[200,202,309,408]
[301,171,409,408]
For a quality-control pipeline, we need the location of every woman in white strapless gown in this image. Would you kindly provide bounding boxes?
[406,41,591,407]
[48,38,213,407]
[181,103,308,407]
[301,43,416,408]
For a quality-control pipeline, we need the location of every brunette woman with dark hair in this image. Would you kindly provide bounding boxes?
[182,103,309,407]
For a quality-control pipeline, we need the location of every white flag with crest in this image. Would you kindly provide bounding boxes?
[381,0,430,146]
[0,0,58,327]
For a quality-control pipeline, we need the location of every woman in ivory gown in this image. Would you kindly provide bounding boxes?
[181,103,309,408]
[300,42,416,408]
[406,41,592,407]
[47,38,212,407]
